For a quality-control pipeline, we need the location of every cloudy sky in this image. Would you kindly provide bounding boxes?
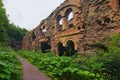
[3,0,65,30]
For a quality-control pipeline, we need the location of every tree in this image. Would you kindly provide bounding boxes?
[0,0,28,49]
[0,0,9,42]
[0,26,8,42]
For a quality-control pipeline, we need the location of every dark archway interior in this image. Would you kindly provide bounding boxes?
[57,42,65,56]
[65,8,73,19]
[41,42,51,53]
[32,31,36,40]
[65,40,75,56]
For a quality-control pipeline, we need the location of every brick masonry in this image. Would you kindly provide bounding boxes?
[22,0,120,55]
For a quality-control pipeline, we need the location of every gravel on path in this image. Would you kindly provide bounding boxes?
[18,56,51,80]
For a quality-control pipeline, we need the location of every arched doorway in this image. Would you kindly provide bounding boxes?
[65,40,75,56]
[40,42,51,53]
[57,42,65,56]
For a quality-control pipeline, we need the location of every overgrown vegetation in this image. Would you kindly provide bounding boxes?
[18,50,96,80]
[1,0,120,79]
[0,44,22,80]
[18,34,120,80]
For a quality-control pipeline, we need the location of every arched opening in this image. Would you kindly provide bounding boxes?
[65,8,73,20]
[59,19,62,26]
[65,40,75,56]
[41,42,51,53]
[65,8,73,28]
[42,26,47,32]
[68,12,73,21]
[32,31,36,40]
[57,42,64,56]
[57,15,63,31]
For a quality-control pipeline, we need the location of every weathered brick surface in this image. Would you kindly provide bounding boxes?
[22,0,120,55]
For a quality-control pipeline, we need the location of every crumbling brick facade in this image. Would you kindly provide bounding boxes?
[22,0,120,55]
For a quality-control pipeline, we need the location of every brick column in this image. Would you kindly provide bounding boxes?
[62,17,68,30]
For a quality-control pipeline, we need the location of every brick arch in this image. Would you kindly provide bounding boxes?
[56,14,63,21]
[53,5,79,20]
[65,39,75,47]
[64,8,73,18]
[54,5,81,31]
[64,38,78,50]
[64,38,75,45]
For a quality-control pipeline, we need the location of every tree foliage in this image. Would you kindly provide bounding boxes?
[0,0,9,42]
[0,0,28,45]
[7,23,28,42]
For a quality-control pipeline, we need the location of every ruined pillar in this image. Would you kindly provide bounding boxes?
[62,17,68,30]
[54,20,58,33]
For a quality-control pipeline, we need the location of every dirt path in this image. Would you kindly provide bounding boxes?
[18,56,51,80]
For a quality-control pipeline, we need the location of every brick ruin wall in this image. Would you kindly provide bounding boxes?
[22,0,120,55]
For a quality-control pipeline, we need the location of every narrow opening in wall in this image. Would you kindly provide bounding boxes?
[58,19,62,31]
[68,12,73,21]
[57,15,62,32]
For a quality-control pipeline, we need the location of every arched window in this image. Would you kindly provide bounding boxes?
[57,15,62,31]
[42,26,47,32]
[59,19,62,26]
[68,12,73,21]
[65,8,73,20]
[65,8,73,28]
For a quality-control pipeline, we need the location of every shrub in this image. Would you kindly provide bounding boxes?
[0,45,22,80]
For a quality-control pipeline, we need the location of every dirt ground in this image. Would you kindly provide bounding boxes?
[18,56,51,80]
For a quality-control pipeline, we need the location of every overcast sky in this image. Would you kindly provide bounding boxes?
[3,0,65,30]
